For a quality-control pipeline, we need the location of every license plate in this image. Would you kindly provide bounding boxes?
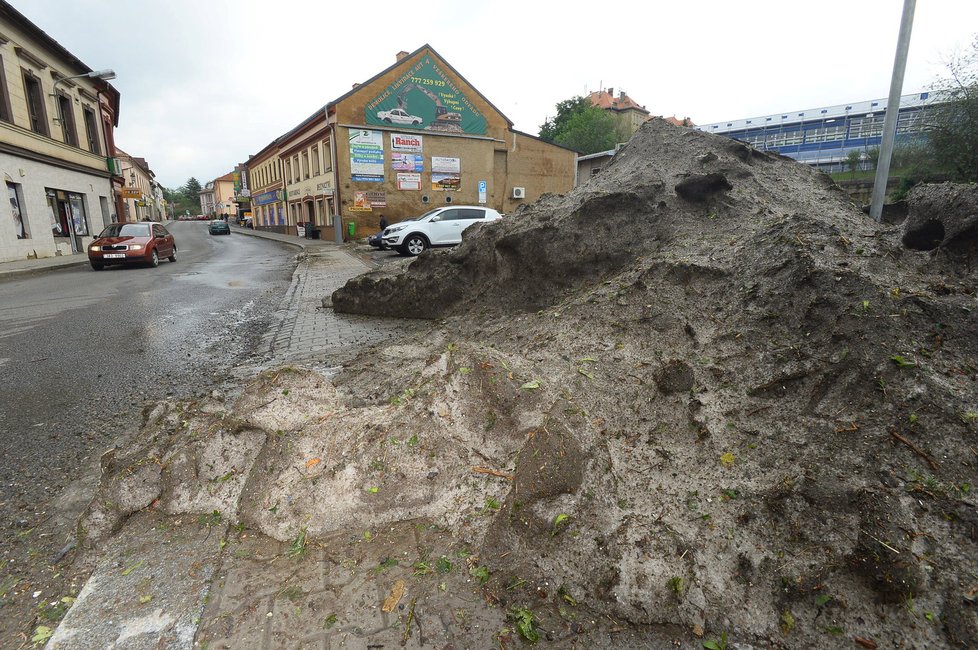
[104,253,125,259]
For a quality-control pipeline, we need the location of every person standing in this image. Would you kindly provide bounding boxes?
[379,214,388,230]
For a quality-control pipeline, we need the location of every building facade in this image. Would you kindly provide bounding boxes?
[248,140,285,231]
[115,150,163,221]
[198,172,236,218]
[695,92,940,172]
[246,45,577,238]
[0,0,120,262]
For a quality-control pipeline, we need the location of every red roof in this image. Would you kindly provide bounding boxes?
[587,89,647,113]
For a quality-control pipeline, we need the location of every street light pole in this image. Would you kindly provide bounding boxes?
[51,69,116,134]
[870,0,915,221]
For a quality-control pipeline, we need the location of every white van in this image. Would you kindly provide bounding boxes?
[382,206,502,256]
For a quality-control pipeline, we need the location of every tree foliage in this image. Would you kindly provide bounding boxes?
[182,177,203,198]
[539,96,591,143]
[925,36,978,182]
[845,150,863,178]
[555,107,619,154]
[539,96,618,154]
[891,37,978,201]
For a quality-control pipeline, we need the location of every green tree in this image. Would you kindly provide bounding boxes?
[925,36,978,182]
[892,36,978,201]
[539,96,591,143]
[555,107,619,154]
[845,149,863,178]
[182,177,203,198]
[865,146,880,170]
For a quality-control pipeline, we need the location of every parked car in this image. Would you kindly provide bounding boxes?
[382,206,502,256]
[209,219,231,235]
[88,222,176,270]
[367,231,388,250]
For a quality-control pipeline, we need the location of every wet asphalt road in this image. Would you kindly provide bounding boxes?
[0,221,296,530]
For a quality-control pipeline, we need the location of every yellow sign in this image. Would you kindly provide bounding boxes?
[121,188,141,199]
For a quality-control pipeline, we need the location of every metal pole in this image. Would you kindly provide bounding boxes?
[870,0,916,221]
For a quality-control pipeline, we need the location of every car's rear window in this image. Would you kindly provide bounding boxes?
[99,224,151,237]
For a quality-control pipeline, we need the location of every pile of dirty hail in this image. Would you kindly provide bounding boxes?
[83,120,976,648]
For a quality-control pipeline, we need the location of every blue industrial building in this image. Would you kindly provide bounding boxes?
[695,92,943,172]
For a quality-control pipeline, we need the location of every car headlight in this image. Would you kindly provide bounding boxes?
[89,245,100,252]
[129,244,143,251]
[387,225,406,233]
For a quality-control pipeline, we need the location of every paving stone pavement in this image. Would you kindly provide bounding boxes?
[261,247,415,367]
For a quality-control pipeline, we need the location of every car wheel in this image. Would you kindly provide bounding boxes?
[90,261,104,271]
[168,246,177,263]
[413,120,421,125]
[150,249,159,267]
[404,234,428,256]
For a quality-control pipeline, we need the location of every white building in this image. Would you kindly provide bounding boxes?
[0,1,120,262]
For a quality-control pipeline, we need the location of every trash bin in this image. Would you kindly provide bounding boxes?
[347,221,356,239]
[310,227,320,240]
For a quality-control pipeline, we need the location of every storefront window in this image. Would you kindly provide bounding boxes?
[47,190,66,237]
[7,182,27,239]
[45,189,89,237]
[68,193,88,236]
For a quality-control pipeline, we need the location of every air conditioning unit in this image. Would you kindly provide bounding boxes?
[512,187,525,199]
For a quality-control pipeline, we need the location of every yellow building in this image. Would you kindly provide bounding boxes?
[247,45,576,238]
[0,1,120,262]
[248,140,284,230]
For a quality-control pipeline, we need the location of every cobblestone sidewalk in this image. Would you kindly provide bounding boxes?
[262,247,413,367]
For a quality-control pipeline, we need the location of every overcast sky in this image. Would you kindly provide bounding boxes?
[16,0,978,188]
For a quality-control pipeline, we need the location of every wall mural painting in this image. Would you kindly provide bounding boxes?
[365,56,487,135]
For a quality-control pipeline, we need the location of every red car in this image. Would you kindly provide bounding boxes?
[88,222,177,270]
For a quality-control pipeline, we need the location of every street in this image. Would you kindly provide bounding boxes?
[0,221,296,642]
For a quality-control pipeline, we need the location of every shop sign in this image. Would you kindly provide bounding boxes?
[349,129,384,182]
[315,181,334,195]
[390,133,423,152]
[350,191,373,211]
[365,56,487,135]
[253,190,280,206]
[391,153,423,172]
[432,173,460,191]
[432,156,460,173]
[366,191,386,208]
[121,188,141,199]
[396,173,421,191]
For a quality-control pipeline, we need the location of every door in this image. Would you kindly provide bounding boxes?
[428,208,462,244]
[153,224,173,256]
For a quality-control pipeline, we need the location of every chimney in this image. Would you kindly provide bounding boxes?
[607,87,614,96]
[396,50,409,62]
[352,82,360,89]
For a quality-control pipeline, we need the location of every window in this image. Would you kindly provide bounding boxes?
[323,142,332,171]
[57,93,78,146]
[285,159,293,183]
[8,182,28,239]
[311,146,320,176]
[302,151,309,179]
[0,56,12,123]
[293,155,299,181]
[83,106,100,153]
[68,193,89,235]
[23,70,49,136]
[459,208,485,220]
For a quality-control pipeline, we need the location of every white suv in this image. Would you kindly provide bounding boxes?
[382,206,502,256]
